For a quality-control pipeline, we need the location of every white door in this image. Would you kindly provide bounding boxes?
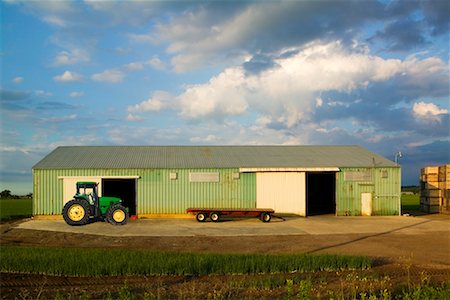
[361,193,372,216]
[256,172,306,216]
[62,177,102,205]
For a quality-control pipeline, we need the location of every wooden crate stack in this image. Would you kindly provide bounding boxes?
[420,165,450,213]
[438,165,450,213]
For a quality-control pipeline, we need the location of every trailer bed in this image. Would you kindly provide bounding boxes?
[186,208,274,222]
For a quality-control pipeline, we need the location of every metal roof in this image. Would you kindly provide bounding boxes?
[33,145,398,169]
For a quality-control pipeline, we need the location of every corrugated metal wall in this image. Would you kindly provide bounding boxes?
[138,168,256,214]
[33,168,256,215]
[34,166,400,216]
[336,167,401,216]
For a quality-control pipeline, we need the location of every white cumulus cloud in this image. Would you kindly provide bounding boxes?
[412,101,449,122]
[54,48,89,66]
[53,71,82,82]
[127,40,448,133]
[128,91,174,113]
[175,41,404,126]
[123,62,145,72]
[147,56,166,70]
[91,69,124,83]
[126,113,143,122]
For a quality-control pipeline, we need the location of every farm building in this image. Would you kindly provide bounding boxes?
[32,145,401,217]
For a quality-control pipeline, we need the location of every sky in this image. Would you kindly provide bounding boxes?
[1,0,449,194]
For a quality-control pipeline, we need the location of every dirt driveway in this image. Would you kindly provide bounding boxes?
[2,214,449,267]
[1,214,449,299]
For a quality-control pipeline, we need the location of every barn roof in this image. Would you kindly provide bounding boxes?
[33,145,398,169]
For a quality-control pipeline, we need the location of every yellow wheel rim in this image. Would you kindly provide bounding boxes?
[112,210,125,223]
[68,204,85,221]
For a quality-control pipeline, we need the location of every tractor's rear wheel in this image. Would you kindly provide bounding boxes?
[106,204,129,225]
[62,199,90,226]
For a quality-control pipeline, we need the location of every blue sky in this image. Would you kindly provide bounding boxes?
[1,0,449,194]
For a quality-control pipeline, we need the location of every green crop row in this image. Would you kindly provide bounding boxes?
[0,246,371,276]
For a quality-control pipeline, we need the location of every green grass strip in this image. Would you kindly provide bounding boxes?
[0,246,371,276]
[0,198,32,221]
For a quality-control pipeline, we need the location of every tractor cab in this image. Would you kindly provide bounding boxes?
[62,181,129,226]
[75,181,99,205]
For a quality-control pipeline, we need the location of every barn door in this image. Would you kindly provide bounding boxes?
[256,172,306,216]
[361,193,372,216]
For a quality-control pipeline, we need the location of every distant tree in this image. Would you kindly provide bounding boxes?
[26,193,33,198]
[0,190,12,198]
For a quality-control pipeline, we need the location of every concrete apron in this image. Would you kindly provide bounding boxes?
[16,215,450,237]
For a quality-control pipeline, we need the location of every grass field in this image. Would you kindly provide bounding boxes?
[0,197,32,221]
[401,193,420,211]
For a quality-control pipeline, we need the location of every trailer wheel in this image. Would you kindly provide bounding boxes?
[210,212,220,222]
[260,212,272,222]
[196,212,207,222]
[62,199,90,226]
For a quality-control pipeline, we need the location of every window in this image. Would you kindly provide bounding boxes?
[189,172,220,182]
[344,171,372,181]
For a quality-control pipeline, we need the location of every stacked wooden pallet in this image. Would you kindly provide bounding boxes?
[439,165,450,213]
[420,165,450,213]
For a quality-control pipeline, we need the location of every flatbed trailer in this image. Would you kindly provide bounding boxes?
[186,208,275,222]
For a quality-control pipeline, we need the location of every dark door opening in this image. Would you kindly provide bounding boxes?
[102,179,136,216]
[307,172,336,216]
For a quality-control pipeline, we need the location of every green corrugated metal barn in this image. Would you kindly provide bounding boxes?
[32,145,401,217]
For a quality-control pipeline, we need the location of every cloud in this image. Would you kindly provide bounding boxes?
[125,39,449,166]
[36,101,76,110]
[41,114,78,123]
[421,0,450,36]
[121,57,166,73]
[372,18,428,51]
[123,62,145,72]
[175,41,404,125]
[84,0,172,26]
[128,32,158,44]
[53,71,82,82]
[12,77,24,84]
[153,1,436,72]
[0,88,30,101]
[35,90,53,97]
[115,47,132,55]
[126,113,143,122]
[91,69,124,83]
[69,91,84,97]
[413,102,449,122]
[178,67,249,120]
[190,134,221,144]
[43,15,67,27]
[128,91,174,113]
[54,48,90,65]
[146,56,166,70]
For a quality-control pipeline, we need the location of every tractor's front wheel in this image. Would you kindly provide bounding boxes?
[62,199,90,226]
[106,204,129,225]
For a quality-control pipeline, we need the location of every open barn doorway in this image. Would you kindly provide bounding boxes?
[306,172,336,216]
[102,179,136,216]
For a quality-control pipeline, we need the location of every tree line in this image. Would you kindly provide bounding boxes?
[0,190,32,199]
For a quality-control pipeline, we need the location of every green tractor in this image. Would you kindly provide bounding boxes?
[62,181,129,226]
